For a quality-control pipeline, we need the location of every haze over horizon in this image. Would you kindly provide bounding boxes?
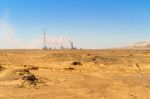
[0,0,150,49]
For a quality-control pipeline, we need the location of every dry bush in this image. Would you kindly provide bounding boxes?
[24,65,39,70]
[71,61,82,65]
[64,67,75,71]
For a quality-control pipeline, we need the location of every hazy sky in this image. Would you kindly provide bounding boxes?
[0,0,150,49]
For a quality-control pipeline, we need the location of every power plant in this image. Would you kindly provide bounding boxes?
[42,31,76,50]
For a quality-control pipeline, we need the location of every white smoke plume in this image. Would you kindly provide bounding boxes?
[0,18,22,48]
[47,35,73,49]
[0,17,42,49]
[0,15,73,49]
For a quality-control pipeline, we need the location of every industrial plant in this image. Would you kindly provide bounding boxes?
[42,31,77,50]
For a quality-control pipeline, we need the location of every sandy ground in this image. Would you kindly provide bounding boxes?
[0,49,150,99]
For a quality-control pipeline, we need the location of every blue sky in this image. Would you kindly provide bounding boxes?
[0,0,150,49]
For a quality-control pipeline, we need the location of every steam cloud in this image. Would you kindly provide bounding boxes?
[47,35,73,49]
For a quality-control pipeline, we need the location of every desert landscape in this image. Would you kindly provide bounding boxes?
[0,49,149,99]
[1,0,150,99]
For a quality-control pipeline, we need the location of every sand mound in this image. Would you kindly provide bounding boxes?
[9,69,41,87]
[82,56,123,64]
[24,65,39,70]
[0,65,4,71]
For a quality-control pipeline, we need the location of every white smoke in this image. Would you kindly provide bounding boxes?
[0,17,43,49]
[0,15,73,49]
[47,35,72,49]
[0,18,22,48]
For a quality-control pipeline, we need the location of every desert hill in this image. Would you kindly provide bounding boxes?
[126,41,150,49]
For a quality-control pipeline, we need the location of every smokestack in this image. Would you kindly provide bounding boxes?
[43,30,47,50]
[68,40,74,49]
[71,41,73,49]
